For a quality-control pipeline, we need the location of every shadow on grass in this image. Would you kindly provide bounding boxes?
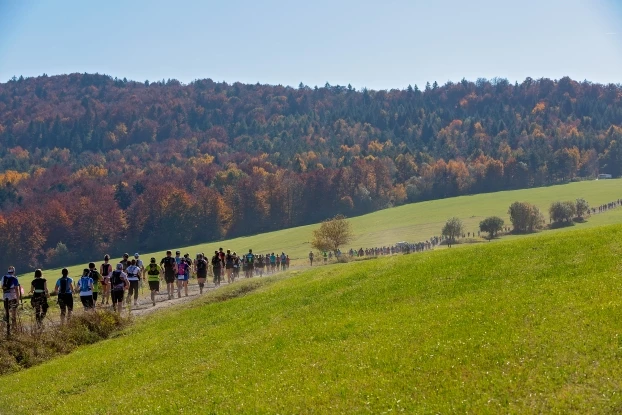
[549,221,575,230]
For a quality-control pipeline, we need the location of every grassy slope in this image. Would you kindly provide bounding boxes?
[3,224,622,414]
[39,178,622,282]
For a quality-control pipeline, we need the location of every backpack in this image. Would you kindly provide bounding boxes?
[89,270,100,284]
[162,257,175,270]
[2,275,14,293]
[177,262,187,275]
[79,277,91,293]
[211,256,220,268]
[101,263,111,277]
[147,264,160,276]
[226,254,233,266]
[59,277,70,294]
[246,254,254,264]
[111,271,123,287]
[197,259,206,271]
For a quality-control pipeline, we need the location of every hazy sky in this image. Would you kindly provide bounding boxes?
[0,0,621,90]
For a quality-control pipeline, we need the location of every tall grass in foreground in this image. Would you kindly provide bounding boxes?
[2,224,622,414]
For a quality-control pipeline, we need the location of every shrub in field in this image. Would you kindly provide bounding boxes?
[549,201,577,224]
[442,217,464,247]
[508,201,545,233]
[479,216,504,239]
[576,198,589,219]
[311,215,353,253]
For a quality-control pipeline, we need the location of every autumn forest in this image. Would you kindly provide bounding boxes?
[0,73,621,271]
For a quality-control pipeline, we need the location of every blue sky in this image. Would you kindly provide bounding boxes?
[0,0,621,90]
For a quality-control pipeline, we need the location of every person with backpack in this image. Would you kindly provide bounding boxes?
[195,254,208,294]
[245,249,255,279]
[2,266,20,334]
[270,253,276,272]
[309,251,314,266]
[232,252,240,280]
[88,262,101,304]
[160,250,178,300]
[280,252,286,271]
[76,268,95,310]
[211,251,222,286]
[176,258,190,298]
[120,253,130,271]
[110,264,129,313]
[134,253,145,293]
[54,268,74,325]
[145,258,162,306]
[286,255,290,270]
[225,249,234,283]
[256,254,265,277]
[29,269,49,329]
[100,254,113,306]
[126,259,142,306]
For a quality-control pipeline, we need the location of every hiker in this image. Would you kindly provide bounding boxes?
[29,269,49,328]
[286,255,290,269]
[100,254,112,305]
[134,253,144,273]
[196,254,208,294]
[280,252,286,271]
[245,249,255,279]
[110,264,129,313]
[309,251,314,266]
[145,258,162,306]
[88,262,101,304]
[211,251,222,286]
[2,266,20,333]
[54,268,74,325]
[225,250,234,283]
[176,257,190,298]
[232,252,240,280]
[126,259,142,306]
[76,268,95,310]
[134,253,145,293]
[120,253,130,271]
[161,250,177,300]
[257,254,265,277]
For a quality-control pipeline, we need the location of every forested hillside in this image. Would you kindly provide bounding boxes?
[0,73,621,270]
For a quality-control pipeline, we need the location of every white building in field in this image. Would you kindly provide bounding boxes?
[597,174,612,180]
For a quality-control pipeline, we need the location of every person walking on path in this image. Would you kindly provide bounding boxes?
[2,266,20,334]
[126,260,142,306]
[54,268,74,325]
[196,254,208,294]
[145,258,162,306]
[161,251,177,300]
[100,255,113,306]
[88,263,101,304]
[110,264,129,313]
[29,269,49,329]
[76,269,95,310]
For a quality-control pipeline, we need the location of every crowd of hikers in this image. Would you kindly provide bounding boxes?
[4,196,622,335]
[0,249,292,334]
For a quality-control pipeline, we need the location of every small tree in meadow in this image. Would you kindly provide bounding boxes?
[311,214,353,253]
[508,201,545,233]
[575,198,589,219]
[442,217,464,247]
[479,216,504,240]
[549,201,576,224]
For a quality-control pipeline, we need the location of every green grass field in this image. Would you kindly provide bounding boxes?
[36,179,622,284]
[3,223,622,414]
